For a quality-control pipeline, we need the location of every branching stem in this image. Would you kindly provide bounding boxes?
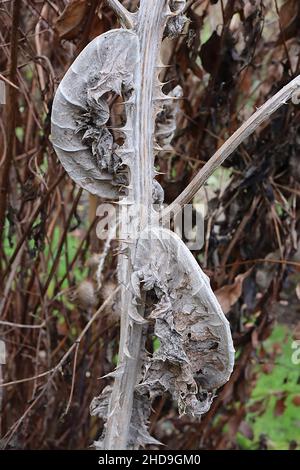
[106,0,135,29]
[161,75,300,223]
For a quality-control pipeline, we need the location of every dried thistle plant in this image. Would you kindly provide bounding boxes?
[51,0,300,450]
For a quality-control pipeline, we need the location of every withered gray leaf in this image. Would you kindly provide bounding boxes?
[133,226,235,417]
[51,29,139,198]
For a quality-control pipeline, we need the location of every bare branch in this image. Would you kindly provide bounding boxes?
[1,286,120,447]
[0,370,53,389]
[0,320,45,329]
[0,72,20,91]
[0,0,21,255]
[63,341,80,416]
[161,75,300,224]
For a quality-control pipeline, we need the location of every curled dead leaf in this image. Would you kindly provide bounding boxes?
[55,0,89,40]
[215,268,252,315]
[277,0,300,43]
[279,0,299,29]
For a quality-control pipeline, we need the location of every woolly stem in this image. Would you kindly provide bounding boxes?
[106,0,135,29]
[103,0,169,450]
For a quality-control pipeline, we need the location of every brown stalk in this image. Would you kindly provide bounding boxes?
[0,0,21,265]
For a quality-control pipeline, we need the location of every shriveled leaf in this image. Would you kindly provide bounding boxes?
[55,0,89,40]
[215,269,252,315]
[90,386,162,450]
[279,0,299,31]
[133,227,235,417]
[94,226,235,446]
[51,29,139,198]
[155,85,182,153]
[277,0,300,43]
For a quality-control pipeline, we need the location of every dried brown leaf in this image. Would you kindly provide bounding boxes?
[277,0,300,42]
[55,0,89,40]
[215,269,252,315]
[279,0,299,31]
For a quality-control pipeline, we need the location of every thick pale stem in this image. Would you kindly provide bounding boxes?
[161,75,300,223]
[106,0,135,29]
[103,0,169,450]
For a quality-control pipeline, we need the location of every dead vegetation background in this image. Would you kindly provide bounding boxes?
[0,0,300,449]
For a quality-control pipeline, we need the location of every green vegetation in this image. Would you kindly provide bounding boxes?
[237,326,300,450]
